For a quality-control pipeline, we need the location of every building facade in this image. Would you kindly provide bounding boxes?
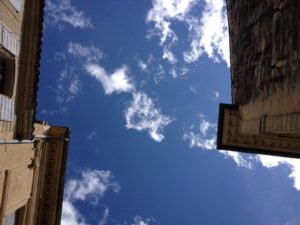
[217,0,300,157]
[0,1,69,224]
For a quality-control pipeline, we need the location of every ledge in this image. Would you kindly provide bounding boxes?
[217,103,300,158]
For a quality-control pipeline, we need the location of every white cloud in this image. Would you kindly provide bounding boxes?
[86,131,97,140]
[98,207,110,225]
[51,67,82,103]
[46,0,92,29]
[183,130,216,149]
[189,86,198,94]
[125,92,172,142]
[146,0,196,66]
[61,170,120,225]
[180,67,189,76]
[257,155,300,191]
[65,170,120,204]
[183,114,217,149]
[162,47,177,64]
[183,0,230,66]
[146,0,196,45]
[147,0,230,66]
[68,42,103,62]
[169,68,178,78]
[52,42,103,103]
[85,64,135,95]
[185,116,300,189]
[216,152,300,190]
[214,91,220,99]
[183,114,251,167]
[61,200,89,225]
[40,107,67,116]
[220,150,252,168]
[184,114,300,190]
[56,43,171,142]
[69,79,82,95]
[137,59,148,72]
[136,55,154,72]
[131,216,153,225]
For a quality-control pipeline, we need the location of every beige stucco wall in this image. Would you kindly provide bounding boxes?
[0,0,25,139]
[0,0,23,37]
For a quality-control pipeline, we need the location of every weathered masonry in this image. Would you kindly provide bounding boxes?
[217,0,300,157]
[0,0,70,224]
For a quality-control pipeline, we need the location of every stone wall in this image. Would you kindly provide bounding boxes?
[227,0,300,105]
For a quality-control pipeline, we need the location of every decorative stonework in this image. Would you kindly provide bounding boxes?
[240,112,300,136]
[218,104,300,158]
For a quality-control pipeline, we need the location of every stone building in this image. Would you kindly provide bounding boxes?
[0,0,69,224]
[217,0,300,157]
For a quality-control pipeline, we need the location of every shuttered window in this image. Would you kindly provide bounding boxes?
[0,22,20,56]
[0,56,5,93]
[0,52,15,98]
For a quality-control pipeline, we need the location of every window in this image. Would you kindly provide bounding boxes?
[0,56,6,92]
[9,0,22,12]
[0,51,15,97]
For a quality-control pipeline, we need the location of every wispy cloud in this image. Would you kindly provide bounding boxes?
[69,79,81,95]
[183,0,230,66]
[85,64,135,95]
[220,152,300,189]
[98,207,110,225]
[74,43,172,141]
[214,91,220,99]
[257,155,300,191]
[162,47,177,64]
[125,92,172,142]
[183,114,300,190]
[61,200,88,225]
[146,0,196,67]
[68,42,103,63]
[65,169,120,204]
[146,0,229,67]
[153,64,166,84]
[220,150,252,168]
[86,131,97,140]
[146,0,196,45]
[131,216,154,225]
[183,114,217,150]
[183,114,251,167]
[189,86,198,94]
[137,59,148,72]
[136,55,154,73]
[51,66,82,103]
[61,169,120,225]
[46,0,92,29]
[40,107,67,116]
[51,42,103,103]
[55,42,172,141]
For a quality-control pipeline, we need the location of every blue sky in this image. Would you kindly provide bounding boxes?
[37,0,300,225]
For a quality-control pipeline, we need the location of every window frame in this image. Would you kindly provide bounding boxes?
[0,49,15,98]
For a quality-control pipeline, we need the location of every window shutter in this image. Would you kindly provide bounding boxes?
[0,22,20,56]
[0,95,14,121]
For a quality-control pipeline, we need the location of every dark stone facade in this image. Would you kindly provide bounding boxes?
[227,0,300,105]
